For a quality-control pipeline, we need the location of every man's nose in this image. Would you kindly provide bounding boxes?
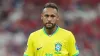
[47,17,52,21]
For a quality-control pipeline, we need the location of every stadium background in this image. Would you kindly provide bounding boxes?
[0,0,100,56]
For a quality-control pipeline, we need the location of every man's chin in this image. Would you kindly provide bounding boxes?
[44,24,56,29]
[45,26,53,29]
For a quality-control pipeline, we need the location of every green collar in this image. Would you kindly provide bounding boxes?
[43,26,59,37]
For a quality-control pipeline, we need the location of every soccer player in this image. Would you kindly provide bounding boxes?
[24,3,79,56]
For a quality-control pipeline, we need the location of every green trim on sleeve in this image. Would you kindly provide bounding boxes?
[73,50,79,56]
[24,54,28,56]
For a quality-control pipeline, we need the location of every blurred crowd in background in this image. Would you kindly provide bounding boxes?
[0,0,100,56]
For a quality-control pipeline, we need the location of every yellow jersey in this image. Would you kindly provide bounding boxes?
[24,26,79,56]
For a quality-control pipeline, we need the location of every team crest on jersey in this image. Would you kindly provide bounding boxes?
[55,42,62,54]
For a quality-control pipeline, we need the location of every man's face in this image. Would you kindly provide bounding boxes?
[41,8,59,29]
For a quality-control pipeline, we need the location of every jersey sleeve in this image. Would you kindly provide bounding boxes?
[68,32,79,56]
[24,33,34,56]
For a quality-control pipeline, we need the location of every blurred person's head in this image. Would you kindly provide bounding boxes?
[41,3,59,29]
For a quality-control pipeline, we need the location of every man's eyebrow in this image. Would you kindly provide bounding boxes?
[44,13,57,15]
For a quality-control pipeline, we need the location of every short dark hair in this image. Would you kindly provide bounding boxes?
[43,3,58,12]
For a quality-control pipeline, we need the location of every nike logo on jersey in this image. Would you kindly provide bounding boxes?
[37,47,42,50]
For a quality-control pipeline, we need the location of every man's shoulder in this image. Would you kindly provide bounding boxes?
[59,27,75,40]
[28,28,43,40]
[30,28,43,36]
[59,27,72,34]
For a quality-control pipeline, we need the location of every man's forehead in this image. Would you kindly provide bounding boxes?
[42,8,58,14]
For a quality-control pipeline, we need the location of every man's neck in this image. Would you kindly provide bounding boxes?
[45,26,57,35]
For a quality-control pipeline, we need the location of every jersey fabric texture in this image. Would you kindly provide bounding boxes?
[24,26,79,56]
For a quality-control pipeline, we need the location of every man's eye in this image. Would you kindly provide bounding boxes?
[51,15,55,17]
[45,15,49,17]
